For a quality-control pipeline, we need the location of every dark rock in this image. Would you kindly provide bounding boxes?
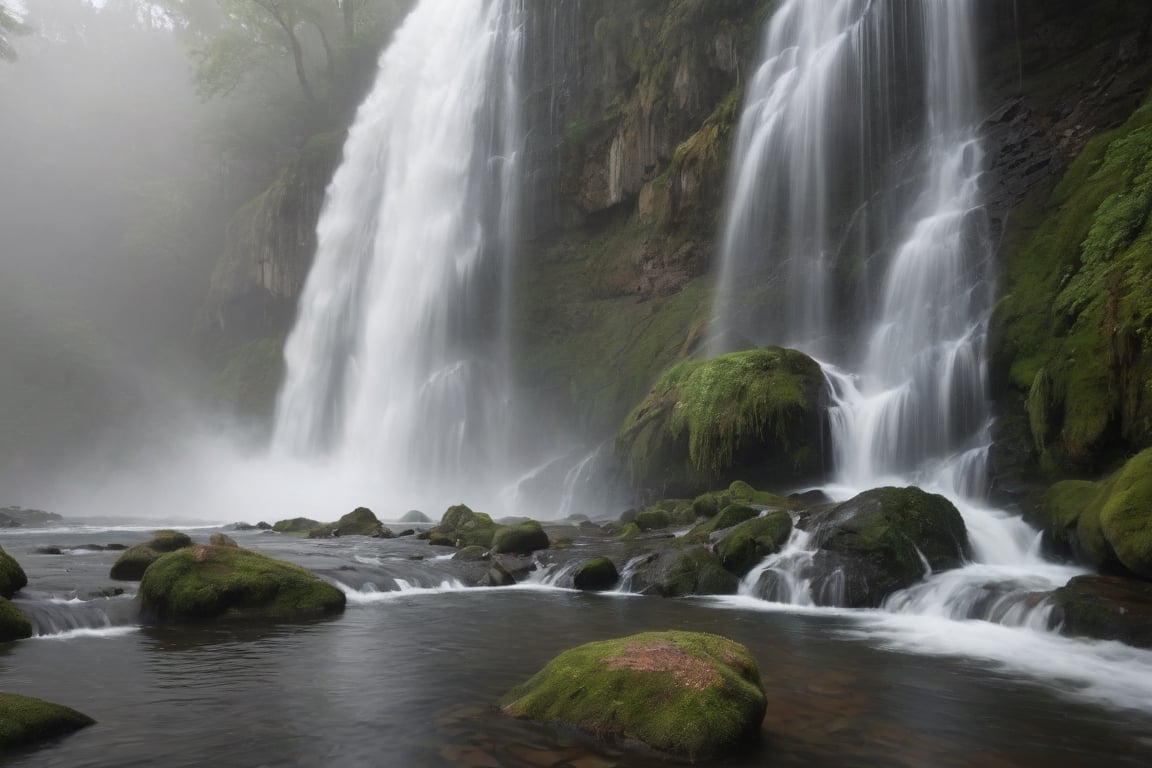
[1051,575,1152,648]
[572,557,619,591]
[453,546,490,562]
[714,512,793,577]
[492,520,550,554]
[475,559,517,588]
[430,504,498,549]
[256,522,272,530]
[626,546,739,597]
[0,546,28,599]
[334,507,388,537]
[0,597,32,642]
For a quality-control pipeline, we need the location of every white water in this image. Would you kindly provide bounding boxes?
[712,0,1091,634]
[271,0,524,515]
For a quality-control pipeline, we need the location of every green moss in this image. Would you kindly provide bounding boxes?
[660,547,739,597]
[149,530,193,553]
[0,545,27,599]
[491,521,550,555]
[692,491,732,518]
[1033,479,1101,554]
[614,522,643,541]
[616,348,826,496]
[688,504,759,540]
[572,557,620,591]
[502,631,765,759]
[139,545,345,622]
[109,544,162,581]
[433,505,498,549]
[0,597,32,643]
[1098,449,1152,578]
[0,693,94,747]
[272,517,322,535]
[728,480,787,507]
[714,512,793,577]
[634,506,672,532]
[993,91,1152,472]
[334,507,383,537]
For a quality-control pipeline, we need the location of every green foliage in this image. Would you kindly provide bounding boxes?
[0,546,27,599]
[993,91,1152,472]
[502,631,765,759]
[616,348,826,496]
[0,693,94,747]
[0,598,32,643]
[139,544,346,622]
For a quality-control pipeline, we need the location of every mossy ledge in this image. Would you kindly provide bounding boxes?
[0,693,94,748]
[502,631,765,760]
[616,347,829,499]
[0,544,28,598]
[139,545,346,623]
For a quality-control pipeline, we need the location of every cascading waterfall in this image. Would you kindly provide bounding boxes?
[714,0,1085,621]
[271,0,524,511]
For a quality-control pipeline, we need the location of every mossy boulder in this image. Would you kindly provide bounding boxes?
[453,545,490,562]
[334,507,389,537]
[0,693,94,748]
[0,598,32,643]
[431,504,498,549]
[634,506,671,532]
[689,504,760,539]
[502,631,766,760]
[209,533,239,548]
[475,559,517,588]
[1050,575,1152,648]
[627,547,739,597]
[139,545,346,622]
[692,491,733,518]
[491,521,550,555]
[804,487,970,607]
[572,557,619,591]
[0,545,27,599]
[616,348,829,498]
[109,531,195,581]
[714,512,794,577]
[271,517,322,535]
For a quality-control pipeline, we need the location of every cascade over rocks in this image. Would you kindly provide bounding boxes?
[1049,575,1152,649]
[502,631,766,760]
[616,348,829,500]
[799,487,971,608]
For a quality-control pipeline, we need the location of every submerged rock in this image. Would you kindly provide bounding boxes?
[0,546,28,598]
[803,487,970,608]
[616,348,829,498]
[0,598,32,643]
[502,631,765,759]
[139,545,345,622]
[0,693,94,747]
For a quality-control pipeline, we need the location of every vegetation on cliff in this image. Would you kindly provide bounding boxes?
[616,348,828,497]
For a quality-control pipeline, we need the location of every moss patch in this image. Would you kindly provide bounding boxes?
[616,348,827,497]
[0,598,32,643]
[0,693,94,748]
[572,557,620,591]
[714,512,793,577]
[431,505,499,549]
[491,521,550,555]
[109,531,195,581]
[0,545,27,599]
[502,631,765,760]
[272,518,322,535]
[992,91,1152,473]
[139,545,345,622]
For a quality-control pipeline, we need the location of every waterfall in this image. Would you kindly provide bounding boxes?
[713,0,1086,618]
[271,0,524,512]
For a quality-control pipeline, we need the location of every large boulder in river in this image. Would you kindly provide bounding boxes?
[502,631,765,760]
[714,512,793,577]
[0,693,94,747]
[491,521,550,555]
[1050,575,1152,648]
[334,507,390,537]
[0,598,32,643]
[625,546,739,597]
[428,504,499,549]
[0,546,27,599]
[616,348,829,498]
[803,487,970,608]
[109,530,194,581]
[139,544,345,622]
[572,557,620,591]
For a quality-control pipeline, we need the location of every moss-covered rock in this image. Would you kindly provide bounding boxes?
[692,490,733,518]
[1027,479,1102,561]
[491,521,550,555]
[453,545,490,562]
[430,504,498,549]
[627,546,739,597]
[0,598,32,643]
[209,533,239,548]
[572,557,620,591]
[634,506,672,531]
[109,531,196,581]
[334,507,387,537]
[714,512,793,577]
[271,517,322,535]
[139,545,345,622]
[729,479,789,507]
[616,348,829,498]
[0,545,27,599]
[475,559,517,588]
[1050,575,1152,648]
[0,693,94,748]
[805,487,970,608]
[502,631,765,759]
[991,92,1152,474]
[689,504,760,539]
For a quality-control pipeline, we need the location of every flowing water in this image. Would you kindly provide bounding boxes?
[7,527,1152,767]
[271,0,524,513]
[711,0,1092,631]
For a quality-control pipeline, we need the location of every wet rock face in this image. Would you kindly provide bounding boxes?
[1050,575,1152,649]
[797,487,971,609]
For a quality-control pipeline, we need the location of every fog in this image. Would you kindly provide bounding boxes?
[0,0,342,521]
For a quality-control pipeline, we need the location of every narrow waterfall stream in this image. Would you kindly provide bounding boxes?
[712,0,1095,634]
[272,0,524,513]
